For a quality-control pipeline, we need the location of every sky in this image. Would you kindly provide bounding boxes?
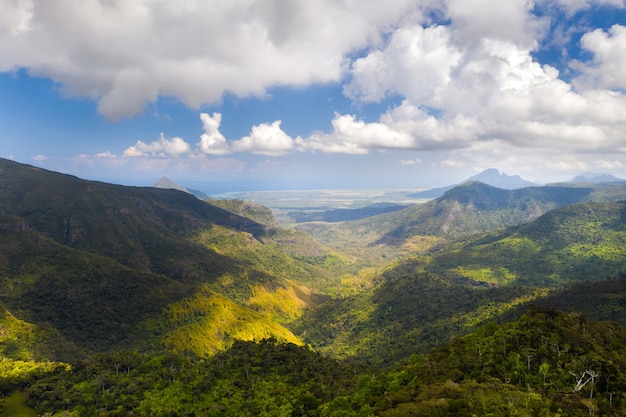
[2,0,626,194]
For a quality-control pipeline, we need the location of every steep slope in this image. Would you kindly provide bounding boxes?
[0,158,340,360]
[298,181,626,265]
[294,200,626,366]
[0,158,263,280]
[0,221,189,357]
[292,258,549,366]
[427,200,626,287]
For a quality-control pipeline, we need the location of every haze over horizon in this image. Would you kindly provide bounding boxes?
[2,1,626,193]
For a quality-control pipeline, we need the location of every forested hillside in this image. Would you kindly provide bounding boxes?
[2,157,626,416]
[0,158,342,360]
[297,181,626,264]
[3,309,626,416]
[294,200,626,365]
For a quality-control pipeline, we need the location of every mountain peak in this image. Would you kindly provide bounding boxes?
[153,176,190,193]
[153,177,209,199]
[464,168,536,190]
[568,172,625,183]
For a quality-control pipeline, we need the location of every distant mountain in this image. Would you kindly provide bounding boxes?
[568,172,625,183]
[153,176,208,199]
[409,168,536,199]
[466,168,536,188]
[298,181,626,264]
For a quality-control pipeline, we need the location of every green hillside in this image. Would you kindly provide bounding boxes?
[4,157,626,416]
[297,181,626,265]
[427,201,626,287]
[293,200,626,366]
[0,158,341,361]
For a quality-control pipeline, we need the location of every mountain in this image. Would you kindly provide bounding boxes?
[5,157,626,416]
[466,168,537,188]
[153,176,208,199]
[568,172,625,183]
[409,168,536,199]
[426,200,626,287]
[294,200,626,365]
[0,158,340,360]
[153,176,189,193]
[298,181,626,265]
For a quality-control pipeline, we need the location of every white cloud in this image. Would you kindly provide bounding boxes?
[231,121,295,156]
[94,151,117,158]
[299,113,416,154]
[198,112,230,155]
[400,158,422,165]
[345,25,462,104]
[0,0,418,119]
[573,24,626,91]
[446,0,547,49]
[123,133,191,157]
[7,0,626,179]
[339,1,626,157]
[0,0,33,37]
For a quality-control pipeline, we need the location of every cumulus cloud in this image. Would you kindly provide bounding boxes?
[0,0,418,119]
[299,113,415,154]
[344,25,462,103]
[6,0,626,179]
[123,133,191,157]
[231,121,295,156]
[0,0,33,37]
[198,113,230,155]
[573,24,626,90]
[339,0,626,158]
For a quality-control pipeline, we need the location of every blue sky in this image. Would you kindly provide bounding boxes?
[2,0,626,194]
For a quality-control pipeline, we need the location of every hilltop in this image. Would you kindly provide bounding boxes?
[153,176,208,199]
[409,168,537,199]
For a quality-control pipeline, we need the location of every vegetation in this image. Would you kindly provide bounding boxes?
[1,309,626,416]
[4,157,626,416]
[426,201,626,287]
[0,158,340,360]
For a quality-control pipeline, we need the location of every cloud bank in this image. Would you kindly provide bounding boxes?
[3,0,626,179]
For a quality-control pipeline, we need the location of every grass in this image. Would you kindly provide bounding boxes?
[0,391,36,417]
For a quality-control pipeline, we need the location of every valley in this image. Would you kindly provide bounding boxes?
[2,157,626,415]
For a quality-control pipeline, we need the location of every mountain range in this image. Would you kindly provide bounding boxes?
[2,157,626,415]
[568,172,626,183]
[409,167,625,199]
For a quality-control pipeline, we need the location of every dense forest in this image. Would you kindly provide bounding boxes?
[3,308,626,415]
[2,158,626,415]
